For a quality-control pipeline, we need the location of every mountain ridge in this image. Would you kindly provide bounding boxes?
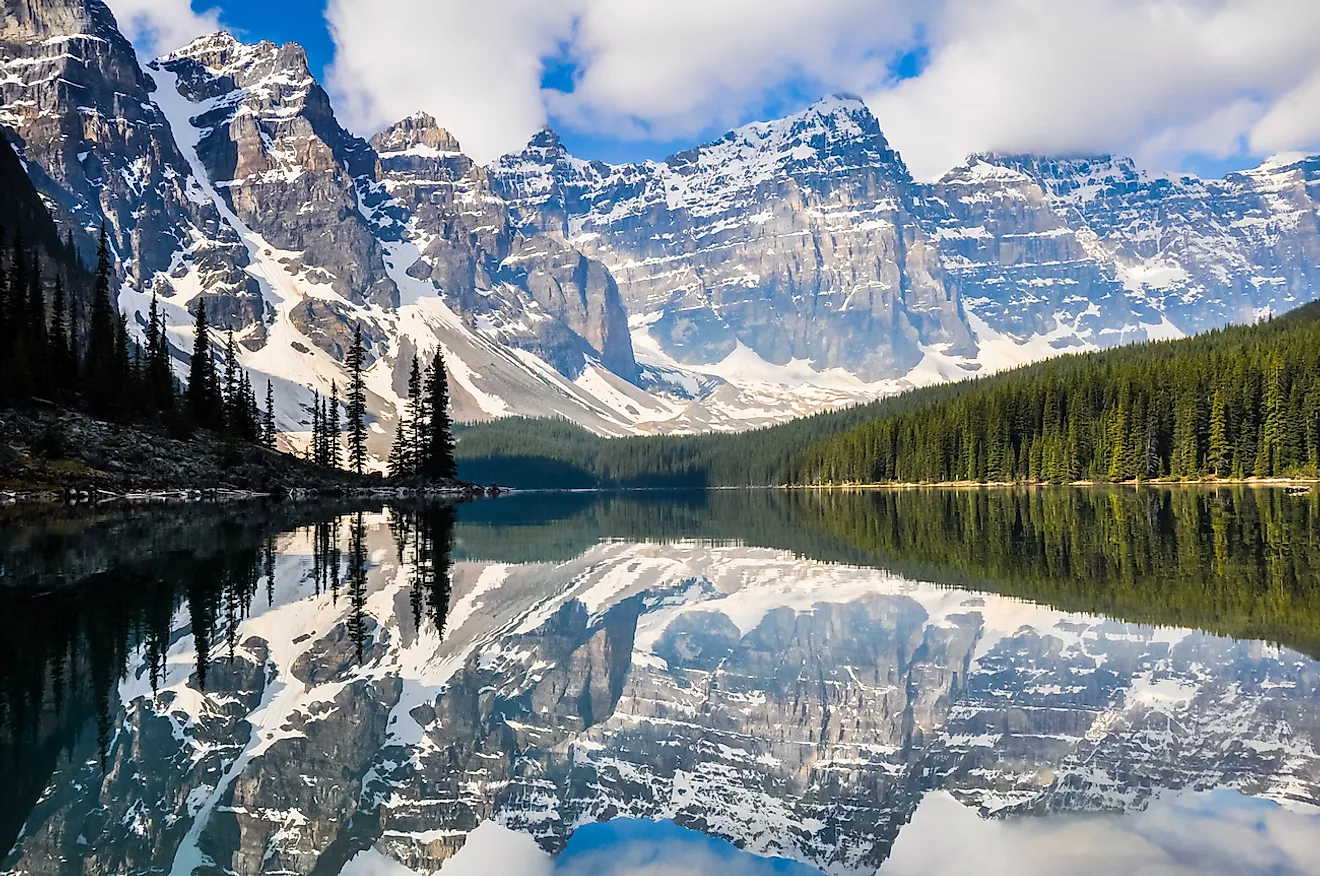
[3,7,1320,459]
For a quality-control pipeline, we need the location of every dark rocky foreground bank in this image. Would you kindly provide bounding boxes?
[0,407,484,502]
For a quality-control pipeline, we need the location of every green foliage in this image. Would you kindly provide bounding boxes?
[390,352,457,481]
[450,487,1320,660]
[345,325,367,475]
[0,142,279,456]
[797,304,1320,484]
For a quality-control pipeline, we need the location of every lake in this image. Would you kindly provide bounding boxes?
[1,488,1318,875]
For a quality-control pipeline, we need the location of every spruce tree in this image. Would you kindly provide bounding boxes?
[1207,390,1229,477]
[145,291,174,413]
[387,420,407,479]
[49,274,71,401]
[405,354,423,475]
[310,389,322,464]
[422,350,456,480]
[222,329,239,432]
[263,380,276,449]
[345,325,368,475]
[115,312,132,414]
[85,224,119,417]
[187,298,217,428]
[328,381,342,469]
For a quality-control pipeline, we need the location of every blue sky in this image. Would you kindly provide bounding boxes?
[113,0,1320,177]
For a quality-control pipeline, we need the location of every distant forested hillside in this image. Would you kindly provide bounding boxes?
[797,301,1320,484]
[457,301,1320,487]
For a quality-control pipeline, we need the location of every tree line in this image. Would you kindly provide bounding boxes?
[1,213,460,480]
[795,301,1320,484]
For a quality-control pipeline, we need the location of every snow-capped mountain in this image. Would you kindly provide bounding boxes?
[5,518,1317,875]
[4,1,1320,453]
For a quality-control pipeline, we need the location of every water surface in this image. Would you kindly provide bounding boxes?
[2,488,1318,875]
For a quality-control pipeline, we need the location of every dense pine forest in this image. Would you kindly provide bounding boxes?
[0,219,278,448]
[796,300,1320,484]
[457,301,1320,487]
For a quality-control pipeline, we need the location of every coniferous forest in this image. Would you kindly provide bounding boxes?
[0,129,275,451]
[795,300,1320,484]
[455,300,1320,487]
[0,221,275,446]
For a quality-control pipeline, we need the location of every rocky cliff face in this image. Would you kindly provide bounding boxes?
[4,2,1320,451]
[492,98,1320,390]
[490,95,976,382]
[4,531,1317,876]
[0,0,257,328]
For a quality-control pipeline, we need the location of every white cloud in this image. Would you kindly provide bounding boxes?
[323,0,1320,174]
[542,0,917,142]
[104,0,222,60]
[341,823,553,876]
[325,0,577,163]
[880,790,1320,876]
[869,0,1320,179]
[324,0,918,163]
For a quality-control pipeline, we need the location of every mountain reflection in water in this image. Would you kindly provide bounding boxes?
[1,487,1318,875]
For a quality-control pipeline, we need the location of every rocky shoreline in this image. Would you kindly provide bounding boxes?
[0,408,494,506]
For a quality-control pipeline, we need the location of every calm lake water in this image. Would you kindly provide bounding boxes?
[1,488,1319,875]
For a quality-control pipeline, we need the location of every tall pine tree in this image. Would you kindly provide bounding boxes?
[422,350,456,480]
[187,298,219,428]
[84,224,119,417]
[328,381,342,469]
[345,325,367,475]
[263,379,276,449]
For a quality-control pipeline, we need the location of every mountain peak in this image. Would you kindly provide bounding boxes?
[160,30,242,64]
[160,30,311,80]
[807,92,870,115]
[370,112,462,156]
[527,127,564,152]
[662,91,906,183]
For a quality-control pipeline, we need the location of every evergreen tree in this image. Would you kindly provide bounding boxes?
[327,381,342,469]
[1208,389,1229,476]
[310,389,323,464]
[387,420,407,479]
[84,225,119,417]
[405,354,423,474]
[49,274,73,401]
[222,329,239,432]
[263,380,276,449]
[422,350,456,480]
[345,325,368,475]
[187,299,218,428]
[144,291,174,414]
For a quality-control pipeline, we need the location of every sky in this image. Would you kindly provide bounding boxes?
[106,0,1320,180]
[337,791,1320,876]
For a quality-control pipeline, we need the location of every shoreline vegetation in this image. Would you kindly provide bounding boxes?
[0,407,484,507]
[782,477,1318,489]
